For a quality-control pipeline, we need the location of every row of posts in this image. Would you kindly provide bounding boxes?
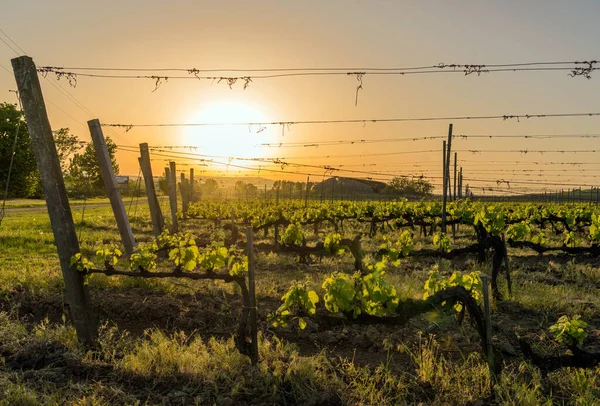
[11,55,256,350]
[441,124,464,233]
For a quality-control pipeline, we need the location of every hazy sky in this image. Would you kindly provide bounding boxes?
[2,1,600,193]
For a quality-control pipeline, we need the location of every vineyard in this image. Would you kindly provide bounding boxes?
[1,5,600,401]
[2,196,600,404]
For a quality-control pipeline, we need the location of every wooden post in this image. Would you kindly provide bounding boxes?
[180,172,188,219]
[230,207,238,244]
[89,119,136,255]
[453,152,457,201]
[452,152,457,240]
[166,162,178,232]
[458,167,463,198]
[246,227,259,365]
[480,274,496,383]
[189,168,195,203]
[138,143,164,237]
[445,125,453,200]
[304,176,310,208]
[441,140,448,233]
[320,177,325,203]
[12,55,96,346]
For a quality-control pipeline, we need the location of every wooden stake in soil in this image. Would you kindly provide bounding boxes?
[180,172,188,219]
[12,55,97,346]
[189,168,195,203]
[89,119,136,255]
[246,226,259,365]
[305,176,310,208]
[480,274,496,383]
[138,143,164,237]
[169,161,179,232]
[441,140,448,233]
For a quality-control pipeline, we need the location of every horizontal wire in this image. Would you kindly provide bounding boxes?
[117,146,417,183]
[102,112,600,130]
[35,66,598,80]
[38,60,595,73]
[119,146,441,179]
[464,177,598,188]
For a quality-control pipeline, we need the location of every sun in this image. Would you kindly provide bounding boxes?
[181,101,272,160]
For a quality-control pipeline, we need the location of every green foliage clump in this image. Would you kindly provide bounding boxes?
[423,268,482,313]
[69,253,92,272]
[322,273,358,316]
[324,233,344,254]
[433,233,451,253]
[381,230,413,264]
[95,247,122,266]
[549,315,588,347]
[360,261,399,316]
[168,234,199,271]
[130,243,158,271]
[269,282,319,329]
[589,214,600,242]
[280,223,305,247]
[506,222,530,241]
[475,205,505,236]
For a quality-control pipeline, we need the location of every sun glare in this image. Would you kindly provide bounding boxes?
[182,101,272,161]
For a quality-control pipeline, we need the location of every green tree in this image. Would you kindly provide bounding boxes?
[383,176,434,197]
[234,181,257,199]
[158,176,168,195]
[202,178,219,196]
[53,128,83,173]
[67,136,118,197]
[0,102,40,198]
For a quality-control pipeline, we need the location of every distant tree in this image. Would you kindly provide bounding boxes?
[53,128,83,173]
[0,102,40,198]
[67,136,118,197]
[202,178,219,196]
[234,181,258,199]
[158,176,168,195]
[384,176,434,197]
[246,183,258,198]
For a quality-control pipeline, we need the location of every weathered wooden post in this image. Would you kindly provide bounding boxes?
[304,176,310,208]
[89,119,136,255]
[180,172,188,219]
[12,55,97,346]
[481,274,496,384]
[453,152,457,200]
[441,140,448,232]
[452,151,457,240]
[246,226,259,365]
[138,143,164,237]
[458,166,463,199]
[166,163,179,232]
[445,125,453,200]
[189,168,195,203]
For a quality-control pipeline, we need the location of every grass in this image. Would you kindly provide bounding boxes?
[1,202,600,404]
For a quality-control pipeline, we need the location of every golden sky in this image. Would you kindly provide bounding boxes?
[2,0,600,194]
